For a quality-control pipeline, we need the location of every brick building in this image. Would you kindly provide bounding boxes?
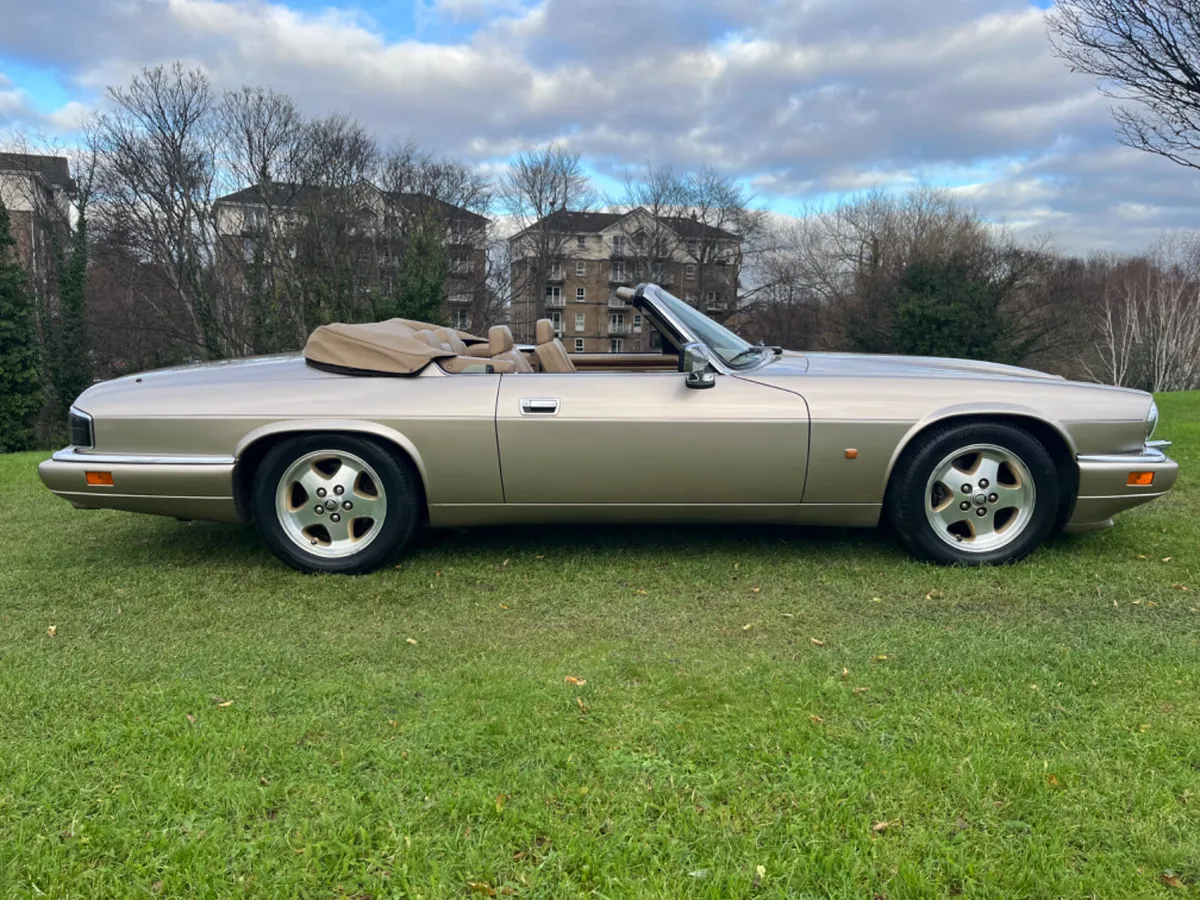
[0,153,76,287]
[213,182,490,329]
[509,208,741,350]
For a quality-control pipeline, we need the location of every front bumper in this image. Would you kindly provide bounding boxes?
[1065,441,1179,534]
[38,448,242,523]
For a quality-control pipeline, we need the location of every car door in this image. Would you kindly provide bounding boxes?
[494,371,809,505]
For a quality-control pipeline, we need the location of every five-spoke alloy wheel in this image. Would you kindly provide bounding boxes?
[253,434,420,574]
[888,422,1060,566]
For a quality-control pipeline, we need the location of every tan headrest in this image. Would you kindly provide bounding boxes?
[489,325,514,356]
[535,318,556,344]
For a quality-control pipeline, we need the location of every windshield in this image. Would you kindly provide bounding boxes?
[646,286,765,368]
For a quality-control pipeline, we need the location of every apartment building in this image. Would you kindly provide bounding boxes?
[509,208,741,350]
[0,153,76,287]
[213,182,490,328]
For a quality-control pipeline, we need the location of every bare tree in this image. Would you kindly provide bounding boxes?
[1085,237,1200,391]
[499,147,595,341]
[89,64,226,356]
[608,164,690,287]
[1047,0,1200,170]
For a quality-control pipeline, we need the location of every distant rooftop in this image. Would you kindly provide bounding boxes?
[214,181,489,225]
[517,208,740,242]
[0,153,77,195]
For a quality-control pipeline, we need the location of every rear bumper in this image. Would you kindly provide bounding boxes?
[38,448,242,524]
[1065,442,1178,534]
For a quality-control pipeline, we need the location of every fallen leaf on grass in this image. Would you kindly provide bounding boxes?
[1161,872,1185,889]
[742,623,754,631]
[495,794,509,812]
[754,864,766,886]
[1046,774,1062,789]
[872,820,899,833]
[782,613,794,618]
[871,597,883,603]
[810,715,824,725]
[1162,557,1173,563]
[259,776,269,786]
[925,590,943,600]
[576,697,588,713]
[841,667,850,679]
[213,698,233,708]
[151,881,163,894]
[1136,554,1150,560]
[502,559,510,567]
[46,625,57,638]
[406,638,417,645]
[1139,723,1151,733]
[873,655,888,662]
[564,676,587,686]
[853,687,870,695]
[1147,600,1158,608]
[810,638,825,647]
[635,589,648,596]
[467,882,496,896]
[1173,584,1192,592]
[535,554,545,560]
[186,714,196,725]
[499,604,510,610]
[751,587,761,594]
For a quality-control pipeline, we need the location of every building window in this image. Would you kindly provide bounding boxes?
[549,262,563,280]
[576,287,586,302]
[576,260,586,277]
[452,309,470,330]
[576,236,586,249]
[610,261,626,282]
[633,314,643,333]
[609,312,625,334]
[546,285,563,306]
[631,339,642,352]
[575,313,585,332]
[687,239,698,255]
[550,311,563,334]
[574,338,585,353]
[611,234,626,254]
[685,264,696,280]
[610,338,624,353]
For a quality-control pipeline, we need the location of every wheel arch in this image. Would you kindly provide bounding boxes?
[232,420,430,523]
[883,407,1080,530]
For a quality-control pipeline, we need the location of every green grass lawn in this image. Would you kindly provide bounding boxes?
[0,394,1197,899]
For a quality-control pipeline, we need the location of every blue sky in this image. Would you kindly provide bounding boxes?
[2,0,1197,250]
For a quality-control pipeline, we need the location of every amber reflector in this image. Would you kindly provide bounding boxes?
[85,471,114,486]
[1127,472,1155,486]
[844,449,859,459]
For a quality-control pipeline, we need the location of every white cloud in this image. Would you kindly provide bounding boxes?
[0,0,1196,251]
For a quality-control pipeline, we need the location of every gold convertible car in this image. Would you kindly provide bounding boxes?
[39,284,1177,574]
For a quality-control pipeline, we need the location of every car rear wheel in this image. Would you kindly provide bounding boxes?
[887,422,1060,566]
[252,434,421,574]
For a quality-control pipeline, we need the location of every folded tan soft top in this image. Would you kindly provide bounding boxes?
[304,318,485,375]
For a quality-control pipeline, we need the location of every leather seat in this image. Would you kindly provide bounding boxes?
[534,318,577,373]
[488,325,533,372]
[434,327,470,356]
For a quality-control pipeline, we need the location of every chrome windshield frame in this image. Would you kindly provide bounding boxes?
[634,283,765,376]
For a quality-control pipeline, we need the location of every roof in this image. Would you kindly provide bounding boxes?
[214,182,489,225]
[514,207,740,242]
[0,153,77,194]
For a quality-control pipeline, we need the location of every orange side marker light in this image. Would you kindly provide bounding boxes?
[86,471,114,486]
[845,449,859,460]
[1127,472,1155,487]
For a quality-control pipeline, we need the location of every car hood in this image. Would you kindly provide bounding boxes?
[759,350,1065,382]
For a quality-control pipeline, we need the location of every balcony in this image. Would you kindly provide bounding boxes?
[608,323,632,335]
[545,294,566,308]
[608,298,627,309]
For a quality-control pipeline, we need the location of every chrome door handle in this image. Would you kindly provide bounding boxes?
[520,398,560,415]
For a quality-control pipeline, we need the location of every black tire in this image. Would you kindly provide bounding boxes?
[251,434,421,574]
[886,421,1060,566]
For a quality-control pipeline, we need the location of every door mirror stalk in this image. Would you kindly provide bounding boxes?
[682,343,717,390]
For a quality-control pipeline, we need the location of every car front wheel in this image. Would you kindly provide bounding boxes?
[887,422,1060,566]
[252,434,421,574]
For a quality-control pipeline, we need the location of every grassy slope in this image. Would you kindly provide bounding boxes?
[0,394,1197,899]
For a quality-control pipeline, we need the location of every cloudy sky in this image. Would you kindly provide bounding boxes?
[1,0,1197,252]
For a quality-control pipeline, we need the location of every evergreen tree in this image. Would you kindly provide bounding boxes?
[0,199,44,452]
[890,260,1011,362]
[395,212,448,325]
[55,205,91,411]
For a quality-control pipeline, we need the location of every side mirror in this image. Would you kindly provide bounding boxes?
[682,342,716,390]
